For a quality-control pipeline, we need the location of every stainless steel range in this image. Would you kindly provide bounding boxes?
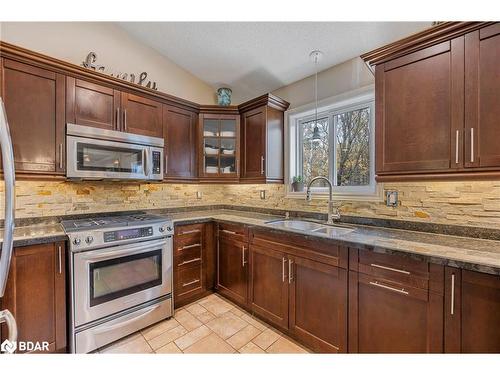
[62,213,174,353]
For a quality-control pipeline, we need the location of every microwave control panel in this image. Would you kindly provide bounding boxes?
[152,151,161,175]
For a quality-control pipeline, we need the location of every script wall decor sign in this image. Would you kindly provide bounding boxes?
[82,52,158,90]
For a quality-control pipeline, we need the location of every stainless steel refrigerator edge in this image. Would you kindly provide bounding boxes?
[0,98,18,350]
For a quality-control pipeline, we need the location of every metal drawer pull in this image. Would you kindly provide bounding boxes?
[181,229,201,235]
[455,130,459,164]
[282,257,287,282]
[179,258,201,266]
[58,246,62,274]
[450,273,455,315]
[179,243,201,251]
[182,279,200,287]
[221,229,237,235]
[260,155,264,175]
[242,246,247,267]
[288,260,293,284]
[370,263,410,275]
[369,281,409,295]
[470,128,474,163]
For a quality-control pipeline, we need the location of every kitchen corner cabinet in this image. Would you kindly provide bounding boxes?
[198,112,240,182]
[1,58,66,176]
[0,242,67,353]
[173,222,215,308]
[66,77,163,137]
[163,105,198,181]
[444,267,500,353]
[371,22,500,181]
[216,223,249,306]
[239,94,289,183]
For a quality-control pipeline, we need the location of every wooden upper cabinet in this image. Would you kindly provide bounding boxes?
[249,244,289,330]
[121,92,163,137]
[445,267,500,353]
[66,77,120,131]
[239,94,289,183]
[375,40,463,175]
[163,105,197,180]
[464,23,500,168]
[1,58,65,175]
[0,242,67,353]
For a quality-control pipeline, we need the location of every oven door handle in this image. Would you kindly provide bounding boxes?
[77,238,169,261]
[93,304,160,335]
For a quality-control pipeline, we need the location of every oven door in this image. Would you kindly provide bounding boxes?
[66,135,150,180]
[73,238,172,327]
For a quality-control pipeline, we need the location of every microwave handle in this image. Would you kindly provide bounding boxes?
[143,149,150,177]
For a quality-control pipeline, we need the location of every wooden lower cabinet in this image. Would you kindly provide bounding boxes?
[0,242,67,353]
[445,267,500,353]
[216,236,248,306]
[249,244,289,330]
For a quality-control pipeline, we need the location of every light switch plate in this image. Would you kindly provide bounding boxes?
[385,190,398,207]
[260,190,266,200]
[196,191,203,199]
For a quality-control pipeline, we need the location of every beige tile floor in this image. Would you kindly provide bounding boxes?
[99,293,311,354]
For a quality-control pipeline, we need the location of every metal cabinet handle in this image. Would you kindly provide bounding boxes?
[181,229,201,235]
[165,154,168,175]
[179,257,201,266]
[455,130,459,164]
[450,273,455,315]
[370,263,410,275]
[59,143,64,169]
[242,246,247,267]
[123,109,127,132]
[182,279,200,287]
[282,257,287,282]
[369,281,409,295]
[221,229,236,235]
[178,243,201,251]
[116,107,120,130]
[260,155,264,175]
[58,245,62,274]
[470,128,474,163]
[288,260,293,284]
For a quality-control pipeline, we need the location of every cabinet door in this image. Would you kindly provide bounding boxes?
[216,237,248,306]
[445,267,500,353]
[1,59,65,174]
[0,242,67,353]
[289,256,347,353]
[249,244,288,330]
[121,92,163,137]
[241,106,266,179]
[349,271,442,353]
[163,105,197,179]
[376,39,464,174]
[465,24,500,168]
[66,77,120,131]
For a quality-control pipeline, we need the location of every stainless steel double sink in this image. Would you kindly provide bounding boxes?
[264,219,355,237]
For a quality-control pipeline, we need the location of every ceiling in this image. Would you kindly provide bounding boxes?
[118,22,431,103]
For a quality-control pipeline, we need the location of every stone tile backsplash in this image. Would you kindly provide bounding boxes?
[1,180,500,229]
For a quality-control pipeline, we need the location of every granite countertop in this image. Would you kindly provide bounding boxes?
[1,209,499,275]
[171,209,500,275]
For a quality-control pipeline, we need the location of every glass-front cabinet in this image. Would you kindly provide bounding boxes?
[199,113,240,179]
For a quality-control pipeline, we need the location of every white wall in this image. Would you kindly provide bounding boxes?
[0,22,216,104]
[272,57,373,109]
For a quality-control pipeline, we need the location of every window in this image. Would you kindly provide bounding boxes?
[288,88,377,199]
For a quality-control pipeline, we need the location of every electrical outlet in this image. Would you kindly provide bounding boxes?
[196,191,203,199]
[260,190,266,200]
[385,190,398,207]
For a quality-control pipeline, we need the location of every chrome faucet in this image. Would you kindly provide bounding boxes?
[305,176,341,224]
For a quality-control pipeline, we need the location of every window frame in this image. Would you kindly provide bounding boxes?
[285,85,381,201]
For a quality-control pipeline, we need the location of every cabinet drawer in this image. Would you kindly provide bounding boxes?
[175,223,204,236]
[176,264,203,297]
[358,249,429,290]
[175,244,202,268]
[218,222,248,242]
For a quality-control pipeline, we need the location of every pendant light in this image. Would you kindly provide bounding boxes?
[309,50,323,142]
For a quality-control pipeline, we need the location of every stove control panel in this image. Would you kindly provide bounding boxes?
[104,226,153,243]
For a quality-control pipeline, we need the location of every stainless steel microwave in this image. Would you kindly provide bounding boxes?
[66,124,163,181]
